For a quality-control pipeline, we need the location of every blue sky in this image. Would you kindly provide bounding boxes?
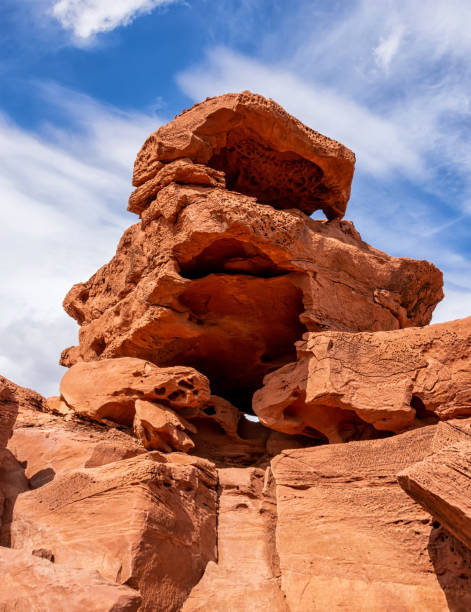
[1,0,470,396]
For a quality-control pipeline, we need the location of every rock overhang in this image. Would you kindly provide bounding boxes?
[130,91,356,219]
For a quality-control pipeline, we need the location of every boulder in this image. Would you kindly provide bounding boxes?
[61,187,442,409]
[270,426,471,610]
[253,316,471,442]
[131,91,355,219]
[60,357,210,424]
[0,547,141,611]
[133,398,196,452]
[8,452,218,612]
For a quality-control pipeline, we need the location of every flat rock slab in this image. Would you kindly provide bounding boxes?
[398,436,471,550]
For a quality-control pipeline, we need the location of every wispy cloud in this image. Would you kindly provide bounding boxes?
[373,25,404,71]
[0,85,161,395]
[51,0,179,40]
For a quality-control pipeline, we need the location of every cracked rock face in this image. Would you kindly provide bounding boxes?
[253,316,471,442]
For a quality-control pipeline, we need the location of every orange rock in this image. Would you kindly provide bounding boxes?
[9,452,217,612]
[183,467,288,611]
[0,375,45,448]
[60,357,210,424]
[134,398,196,452]
[7,405,144,489]
[132,91,355,219]
[270,426,471,610]
[0,547,141,611]
[62,187,442,409]
[398,425,471,550]
[253,316,471,442]
[129,157,225,215]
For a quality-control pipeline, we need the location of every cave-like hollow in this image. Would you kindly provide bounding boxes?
[205,127,334,217]
[174,238,308,413]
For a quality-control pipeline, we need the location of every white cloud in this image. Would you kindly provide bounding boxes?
[432,287,471,323]
[374,25,404,71]
[51,0,178,40]
[0,86,161,395]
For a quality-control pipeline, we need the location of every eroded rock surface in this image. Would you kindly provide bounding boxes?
[0,547,141,611]
[254,316,471,442]
[60,357,210,424]
[131,91,355,219]
[183,467,288,611]
[62,187,442,408]
[8,452,217,612]
[398,424,471,551]
[270,425,471,611]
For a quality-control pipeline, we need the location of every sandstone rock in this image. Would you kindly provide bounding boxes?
[398,434,471,550]
[129,157,225,215]
[132,91,355,219]
[254,316,471,442]
[62,186,442,409]
[183,467,288,611]
[0,377,46,533]
[0,547,141,611]
[270,426,471,610]
[134,398,196,452]
[0,375,45,448]
[9,452,218,612]
[185,397,318,467]
[60,357,210,424]
[7,405,144,489]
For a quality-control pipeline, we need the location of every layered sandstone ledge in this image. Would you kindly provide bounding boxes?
[1,92,470,611]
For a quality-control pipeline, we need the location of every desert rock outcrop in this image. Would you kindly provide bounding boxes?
[2,91,471,611]
[0,547,141,611]
[61,106,443,408]
[254,316,471,442]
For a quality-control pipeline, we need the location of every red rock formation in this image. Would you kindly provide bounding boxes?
[253,316,471,442]
[3,92,470,611]
[8,452,217,612]
[270,424,471,610]
[61,187,442,409]
[131,91,355,219]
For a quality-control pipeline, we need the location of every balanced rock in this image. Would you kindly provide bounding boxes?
[60,357,210,424]
[131,91,355,219]
[253,316,471,442]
